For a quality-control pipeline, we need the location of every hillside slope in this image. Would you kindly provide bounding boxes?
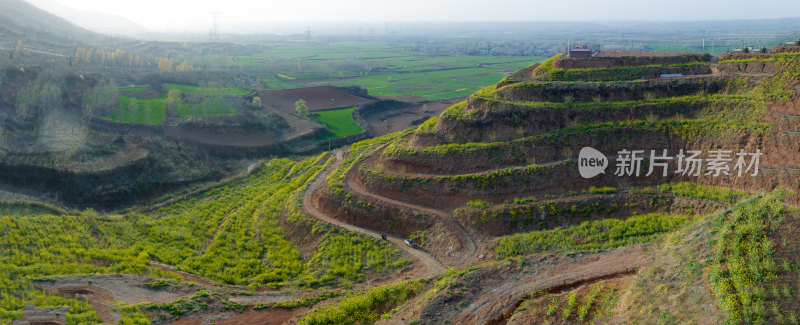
[301,47,800,324]
[3,47,800,325]
[0,0,97,49]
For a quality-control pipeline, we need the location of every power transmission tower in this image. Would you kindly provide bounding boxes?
[305,27,312,41]
[209,12,220,41]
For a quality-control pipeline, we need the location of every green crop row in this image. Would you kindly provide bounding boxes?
[519,282,619,323]
[538,62,710,82]
[658,182,747,204]
[439,77,761,123]
[396,119,771,160]
[457,197,622,230]
[718,58,776,65]
[708,190,789,324]
[495,213,688,258]
[362,159,563,191]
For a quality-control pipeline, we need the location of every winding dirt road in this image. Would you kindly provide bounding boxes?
[303,150,445,278]
[343,152,479,267]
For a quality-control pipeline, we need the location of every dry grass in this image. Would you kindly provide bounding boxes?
[615,217,718,324]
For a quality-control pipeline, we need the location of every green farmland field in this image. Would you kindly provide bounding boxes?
[311,107,364,140]
[189,41,545,101]
[163,83,250,96]
[104,84,248,124]
[106,95,167,125]
[119,87,148,93]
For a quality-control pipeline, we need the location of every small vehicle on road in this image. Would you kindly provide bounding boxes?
[404,239,419,249]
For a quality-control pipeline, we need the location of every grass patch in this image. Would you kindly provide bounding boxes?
[312,107,364,140]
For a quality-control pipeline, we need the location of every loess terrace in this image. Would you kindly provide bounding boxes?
[5,46,800,324]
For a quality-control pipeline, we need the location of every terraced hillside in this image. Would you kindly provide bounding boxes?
[302,47,800,324]
[4,47,800,325]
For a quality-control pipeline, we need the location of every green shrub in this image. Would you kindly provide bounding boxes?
[588,186,616,194]
[466,200,491,210]
[300,280,423,325]
[708,190,787,324]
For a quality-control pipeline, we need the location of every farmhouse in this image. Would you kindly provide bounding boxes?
[568,45,593,58]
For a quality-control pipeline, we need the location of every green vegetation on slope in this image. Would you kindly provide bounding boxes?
[0,154,410,323]
[300,279,424,325]
[539,62,710,82]
[387,119,771,159]
[496,213,688,258]
[658,182,747,204]
[516,282,619,323]
[362,159,566,191]
[708,190,794,324]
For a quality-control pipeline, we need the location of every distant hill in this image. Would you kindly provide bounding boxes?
[0,0,97,51]
[25,0,148,36]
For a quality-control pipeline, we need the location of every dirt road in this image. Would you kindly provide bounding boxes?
[342,154,479,266]
[303,150,445,278]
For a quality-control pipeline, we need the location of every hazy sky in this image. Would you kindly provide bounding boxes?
[41,0,800,31]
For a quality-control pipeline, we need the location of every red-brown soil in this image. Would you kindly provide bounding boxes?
[342,154,479,266]
[259,86,374,114]
[363,101,449,136]
[50,284,117,323]
[149,263,218,286]
[404,245,645,325]
[303,150,446,278]
[170,316,202,325]
[18,303,71,325]
[38,274,199,324]
[506,275,635,324]
[162,110,321,147]
[164,127,282,147]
